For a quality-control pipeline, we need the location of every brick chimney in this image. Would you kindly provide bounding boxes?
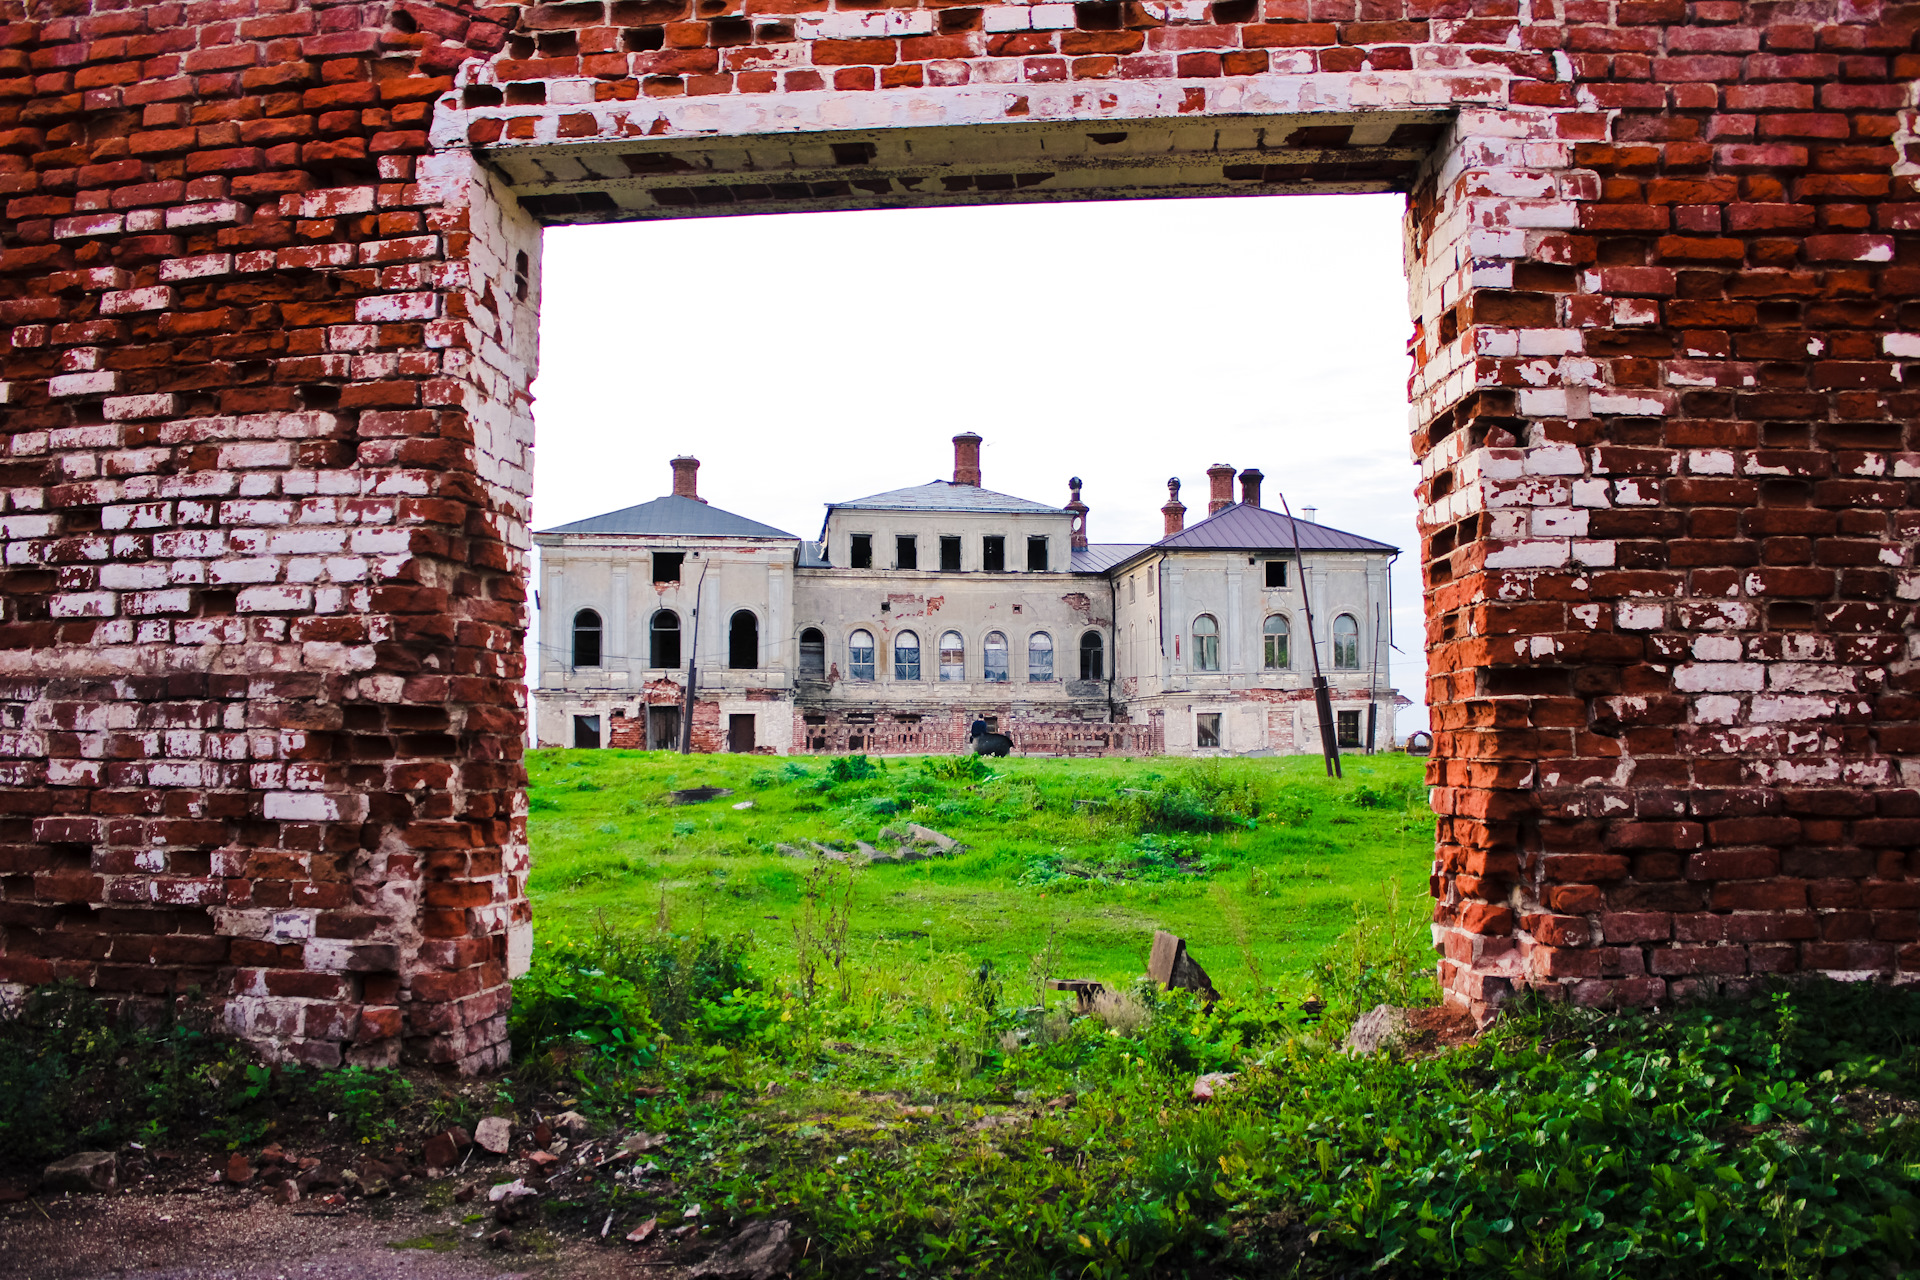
[1239,467,1264,508]
[1066,476,1089,551]
[1161,477,1186,536]
[1206,462,1236,515]
[952,432,982,487]
[670,455,703,503]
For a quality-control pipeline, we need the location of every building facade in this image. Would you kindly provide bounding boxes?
[534,439,1402,757]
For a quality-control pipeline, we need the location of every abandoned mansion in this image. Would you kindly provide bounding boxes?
[533,436,1402,757]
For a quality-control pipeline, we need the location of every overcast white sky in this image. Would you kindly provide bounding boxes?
[529,191,1430,734]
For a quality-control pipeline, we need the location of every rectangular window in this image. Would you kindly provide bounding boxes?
[573,715,602,749]
[652,552,683,584]
[1265,559,1288,589]
[896,535,917,570]
[1336,710,1363,748]
[849,534,872,569]
[1195,713,1220,749]
[1027,536,1048,572]
[982,535,1005,572]
[940,535,962,573]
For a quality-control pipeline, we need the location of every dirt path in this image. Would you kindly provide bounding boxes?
[0,1191,676,1280]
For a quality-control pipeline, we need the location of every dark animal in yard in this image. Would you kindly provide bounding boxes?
[971,731,1012,757]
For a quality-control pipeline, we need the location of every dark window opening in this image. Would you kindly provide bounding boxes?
[1264,559,1288,588]
[650,609,681,668]
[647,705,680,750]
[939,535,962,572]
[896,535,917,570]
[572,608,602,667]
[799,627,825,678]
[982,535,1005,572]
[573,715,602,749]
[1336,710,1363,748]
[513,250,530,301]
[728,609,758,670]
[1027,536,1049,572]
[849,533,872,569]
[653,551,684,583]
[728,713,755,753]
[1196,713,1221,749]
[1079,631,1103,681]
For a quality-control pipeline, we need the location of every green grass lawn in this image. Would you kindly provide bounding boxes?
[526,749,1435,999]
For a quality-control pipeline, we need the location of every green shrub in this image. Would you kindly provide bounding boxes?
[922,755,994,783]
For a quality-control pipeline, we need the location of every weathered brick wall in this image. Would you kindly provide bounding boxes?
[1408,2,1920,1019]
[0,0,534,1070]
[1,0,1915,1063]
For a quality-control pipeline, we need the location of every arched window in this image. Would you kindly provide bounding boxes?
[572,609,602,668]
[1263,615,1290,669]
[650,609,681,669]
[1333,614,1360,669]
[938,630,965,682]
[894,630,921,681]
[1079,631,1103,681]
[983,631,1009,683]
[1028,631,1053,682]
[1192,614,1220,672]
[799,627,825,678]
[848,629,876,681]
[728,609,758,670]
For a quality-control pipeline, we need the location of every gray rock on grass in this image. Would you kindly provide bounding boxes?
[1343,1004,1412,1056]
[43,1151,116,1193]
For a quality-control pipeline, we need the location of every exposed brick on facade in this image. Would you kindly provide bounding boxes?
[794,707,1162,755]
[0,0,1915,1064]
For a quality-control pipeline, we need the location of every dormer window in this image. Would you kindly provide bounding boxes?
[1027,536,1048,572]
[850,534,873,569]
[896,535,917,570]
[940,536,962,572]
[982,535,1005,572]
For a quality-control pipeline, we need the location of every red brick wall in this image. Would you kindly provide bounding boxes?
[0,0,1915,1064]
[0,0,530,1071]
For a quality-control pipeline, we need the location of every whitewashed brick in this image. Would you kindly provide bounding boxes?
[101,286,174,315]
[104,393,179,420]
[48,371,119,398]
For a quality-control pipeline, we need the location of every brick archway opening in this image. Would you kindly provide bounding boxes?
[0,1,1914,1070]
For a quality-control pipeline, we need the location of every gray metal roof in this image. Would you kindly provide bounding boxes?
[797,540,830,567]
[1072,543,1151,573]
[1156,503,1396,553]
[828,480,1066,515]
[536,494,799,539]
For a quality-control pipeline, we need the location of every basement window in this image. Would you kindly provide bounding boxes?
[982,535,1005,572]
[1027,536,1049,572]
[940,535,962,573]
[1195,713,1220,749]
[850,534,872,569]
[896,535,917,570]
[1264,559,1288,588]
[1337,710,1363,748]
[652,551,684,584]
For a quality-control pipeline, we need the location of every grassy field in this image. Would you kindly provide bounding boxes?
[525,749,1437,1000]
